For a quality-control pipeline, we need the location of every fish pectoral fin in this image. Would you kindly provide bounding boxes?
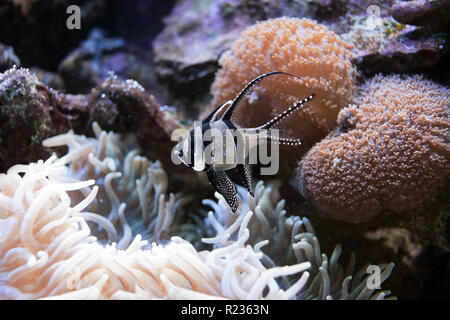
[206,169,239,212]
[236,163,254,197]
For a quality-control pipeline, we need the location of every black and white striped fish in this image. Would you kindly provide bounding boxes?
[173,71,315,212]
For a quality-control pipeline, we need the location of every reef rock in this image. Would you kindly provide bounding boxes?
[59,29,125,93]
[0,0,105,71]
[153,0,398,100]
[58,28,164,102]
[30,67,65,91]
[342,11,448,77]
[0,67,70,171]
[53,92,90,133]
[0,43,20,73]
[354,36,444,76]
[0,66,182,174]
[392,0,450,27]
[153,0,320,98]
[86,74,181,169]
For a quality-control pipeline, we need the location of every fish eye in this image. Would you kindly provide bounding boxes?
[178,149,183,158]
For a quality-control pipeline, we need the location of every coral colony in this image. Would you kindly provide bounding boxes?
[210,17,357,152]
[298,74,449,224]
[1,1,449,300]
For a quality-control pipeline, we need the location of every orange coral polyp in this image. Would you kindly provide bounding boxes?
[297,74,450,223]
[210,17,356,153]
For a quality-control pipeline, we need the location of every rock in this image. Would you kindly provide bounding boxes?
[53,92,90,133]
[342,14,448,76]
[392,0,450,27]
[59,29,125,93]
[86,74,182,170]
[152,0,312,99]
[102,0,178,47]
[58,28,165,102]
[152,0,396,107]
[0,67,70,171]
[30,67,65,91]
[0,43,20,72]
[354,36,444,75]
[0,0,106,71]
[0,65,185,173]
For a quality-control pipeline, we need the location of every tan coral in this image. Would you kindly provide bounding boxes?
[297,74,450,224]
[209,17,356,153]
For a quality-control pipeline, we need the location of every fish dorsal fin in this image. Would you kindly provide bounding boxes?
[267,136,303,146]
[221,71,304,122]
[257,130,303,146]
[259,94,315,130]
[203,100,233,123]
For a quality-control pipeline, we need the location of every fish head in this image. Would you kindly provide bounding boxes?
[173,121,207,172]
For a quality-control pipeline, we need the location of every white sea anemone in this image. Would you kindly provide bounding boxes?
[42,122,190,247]
[202,182,395,300]
[0,124,310,299]
[0,124,394,299]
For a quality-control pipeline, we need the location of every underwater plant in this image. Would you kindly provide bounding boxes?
[297,74,450,224]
